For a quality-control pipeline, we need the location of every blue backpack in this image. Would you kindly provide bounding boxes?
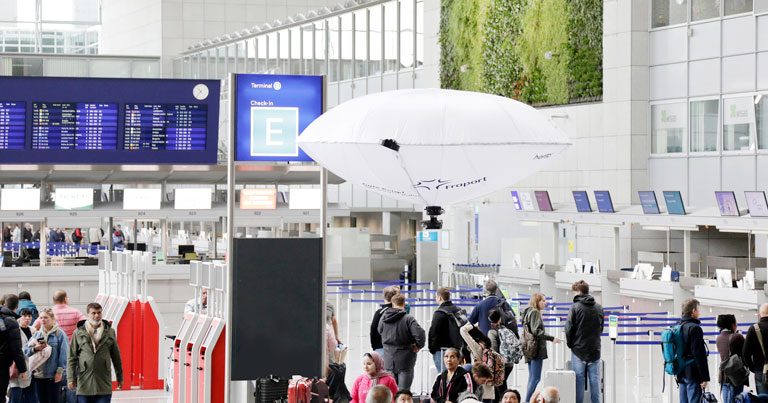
[661,324,695,376]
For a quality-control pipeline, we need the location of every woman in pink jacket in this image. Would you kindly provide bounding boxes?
[351,352,398,403]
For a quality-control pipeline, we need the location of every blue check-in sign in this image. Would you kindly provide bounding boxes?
[250,107,299,157]
[235,74,323,162]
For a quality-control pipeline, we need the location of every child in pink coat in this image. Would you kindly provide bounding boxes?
[351,352,398,403]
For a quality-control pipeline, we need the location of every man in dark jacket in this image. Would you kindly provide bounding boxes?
[378,293,426,390]
[677,298,710,403]
[370,286,398,355]
[0,296,29,399]
[743,303,768,394]
[564,281,604,403]
[428,287,465,372]
[469,280,506,335]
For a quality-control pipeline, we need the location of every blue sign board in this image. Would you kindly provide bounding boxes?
[510,191,522,210]
[594,191,615,213]
[663,191,686,215]
[234,74,323,162]
[638,191,660,214]
[418,231,438,242]
[572,191,592,213]
[0,76,220,164]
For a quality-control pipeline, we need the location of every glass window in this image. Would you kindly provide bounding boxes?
[340,13,353,80]
[725,0,753,15]
[44,58,87,77]
[302,25,313,74]
[757,95,768,149]
[651,102,686,153]
[354,9,367,78]
[256,36,267,73]
[246,38,256,73]
[692,0,720,20]
[384,2,398,72]
[314,21,326,76]
[369,5,382,75]
[652,0,688,28]
[290,27,301,74]
[268,33,278,73]
[207,50,215,79]
[690,99,719,152]
[42,0,100,23]
[723,96,756,151]
[279,30,289,73]
[328,17,340,81]
[416,0,423,67]
[400,0,414,69]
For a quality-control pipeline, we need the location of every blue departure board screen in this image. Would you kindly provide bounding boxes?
[0,76,220,164]
[0,102,26,150]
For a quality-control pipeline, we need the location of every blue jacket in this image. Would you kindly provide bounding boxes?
[16,299,39,321]
[24,327,68,379]
[469,295,504,335]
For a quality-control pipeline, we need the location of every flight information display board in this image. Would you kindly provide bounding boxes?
[0,102,26,150]
[0,76,220,164]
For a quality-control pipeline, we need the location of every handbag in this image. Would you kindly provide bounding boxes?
[27,338,52,373]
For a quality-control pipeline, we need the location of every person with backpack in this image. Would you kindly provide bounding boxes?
[488,310,519,402]
[378,293,426,390]
[459,322,504,402]
[564,280,604,403]
[429,287,467,372]
[469,280,508,335]
[16,291,38,322]
[431,348,472,403]
[1,295,29,402]
[675,299,710,403]
[521,293,559,403]
[743,303,768,394]
[371,287,398,356]
[717,314,747,403]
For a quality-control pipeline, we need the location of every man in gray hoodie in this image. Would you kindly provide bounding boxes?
[378,293,426,390]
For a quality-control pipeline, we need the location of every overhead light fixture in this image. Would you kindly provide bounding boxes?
[642,225,671,232]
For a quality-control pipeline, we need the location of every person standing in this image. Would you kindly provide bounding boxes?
[716,314,746,403]
[11,224,20,244]
[67,302,123,403]
[16,292,38,321]
[371,287,398,356]
[743,303,768,394]
[350,352,398,403]
[429,287,466,373]
[25,308,68,403]
[9,308,36,403]
[564,281,604,403]
[522,294,559,403]
[488,310,514,402]
[88,227,101,246]
[33,290,86,340]
[676,299,709,403]
[469,281,505,335]
[1,295,29,403]
[21,224,33,243]
[378,293,426,390]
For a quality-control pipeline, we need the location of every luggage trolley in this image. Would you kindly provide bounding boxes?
[198,261,227,403]
[173,261,203,403]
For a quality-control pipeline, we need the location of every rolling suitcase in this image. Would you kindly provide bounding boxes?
[566,359,605,402]
[256,376,289,403]
[289,378,313,403]
[541,370,576,401]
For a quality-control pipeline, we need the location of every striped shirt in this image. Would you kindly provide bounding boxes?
[34,304,86,340]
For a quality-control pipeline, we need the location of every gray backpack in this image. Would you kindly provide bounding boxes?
[497,326,522,364]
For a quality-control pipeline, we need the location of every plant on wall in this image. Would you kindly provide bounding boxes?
[439,0,602,106]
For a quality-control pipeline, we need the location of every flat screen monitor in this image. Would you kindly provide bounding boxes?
[178,244,195,256]
[510,191,522,211]
[638,191,660,214]
[663,191,686,215]
[572,191,592,213]
[594,191,615,213]
[745,191,768,217]
[715,191,741,216]
[534,191,553,212]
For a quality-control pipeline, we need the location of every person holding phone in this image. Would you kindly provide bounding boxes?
[24,308,68,403]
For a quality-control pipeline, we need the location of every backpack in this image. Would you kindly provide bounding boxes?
[734,392,768,403]
[721,354,750,388]
[441,306,468,350]
[661,324,695,376]
[497,327,522,364]
[481,348,506,387]
[494,296,519,337]
[521,311,538,360]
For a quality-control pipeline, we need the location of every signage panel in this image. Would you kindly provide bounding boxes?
[234,74,323,162]
[55,188,93,210]
[288,189,322,210]
[174,188,212,210]
[240,189,277,210]
[124,189,161,210]
[1,189,40,211]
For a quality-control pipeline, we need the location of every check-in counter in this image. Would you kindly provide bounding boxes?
[619,278,693,316]
[498,266,557,300]
[555,272,621,307]
[695,285,766,311]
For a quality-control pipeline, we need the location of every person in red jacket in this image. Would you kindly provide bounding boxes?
[351,352,398,403]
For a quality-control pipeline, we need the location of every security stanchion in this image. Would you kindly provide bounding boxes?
[346,296,352,354]
[608,315,617,403]
[648,330,655,399]
[635,317,640,379]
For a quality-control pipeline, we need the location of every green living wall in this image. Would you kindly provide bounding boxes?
[440,0,602,106]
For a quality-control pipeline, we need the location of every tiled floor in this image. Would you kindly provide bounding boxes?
[112,389,170,402]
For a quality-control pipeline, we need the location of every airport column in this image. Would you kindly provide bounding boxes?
[225,72,236,402]
[683,230,691,277]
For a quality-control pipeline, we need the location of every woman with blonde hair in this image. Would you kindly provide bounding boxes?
[24,308,68,403]
[521,294,559,403]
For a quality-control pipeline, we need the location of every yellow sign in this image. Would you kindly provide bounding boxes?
[568,241,574,253]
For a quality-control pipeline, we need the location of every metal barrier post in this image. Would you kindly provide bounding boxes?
[611,340,616,403]
[667,311,673,402]
[346,296,351,352]
[636,317,641,379]
[359,289,364,351]
[649,330,655,399]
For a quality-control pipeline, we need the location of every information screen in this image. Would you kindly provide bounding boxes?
[594,191,615,213]
[745,191,768,217]
[572,191,592,213]
[0,102,26,150]
[638,191,660,214]
[510,191,522,211]
[715,191,741,216]
[663,191,686,215]
[0,76,220,164]
[534,191,553,211]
